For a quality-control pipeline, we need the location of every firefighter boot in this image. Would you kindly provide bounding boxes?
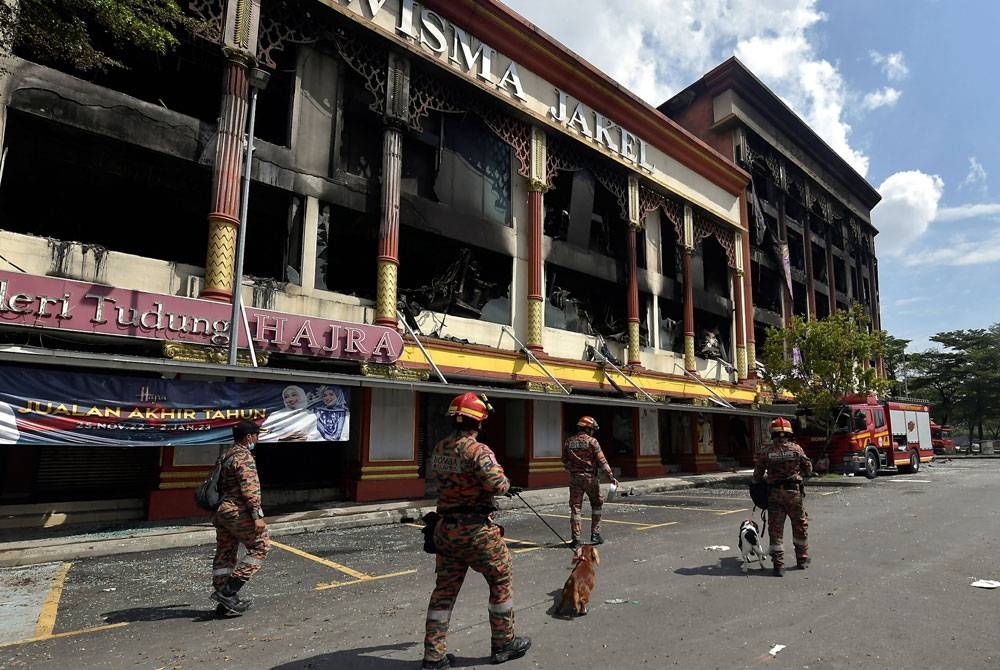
[211,576,252,615]
[590,532,604,545]
[568,536,581,549]
[490,636,531,664]
[797,557,811,570]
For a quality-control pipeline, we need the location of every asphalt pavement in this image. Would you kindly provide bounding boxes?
[5,458,997,668]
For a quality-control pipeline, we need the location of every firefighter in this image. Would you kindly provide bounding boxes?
[752,417,813,576]
[421,392,531,669]
[562,415,619,547]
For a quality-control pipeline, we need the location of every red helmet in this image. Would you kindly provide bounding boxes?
[446,392,490,423]
[577,416,599,431]
[769,417,793,436]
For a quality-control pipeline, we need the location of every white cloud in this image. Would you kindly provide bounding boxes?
[871,170,944,256]
[935,202,1000,221]
[869,50,909,81]
[861,87,901,110]
[960,156,988,191]
[903,230,1000,267]
[893,297,925,307]
[500,0,872,175]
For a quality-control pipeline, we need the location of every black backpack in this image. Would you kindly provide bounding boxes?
[195,453,234,512]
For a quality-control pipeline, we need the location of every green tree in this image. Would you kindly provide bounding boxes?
[760,303,890,429]
[881,333,910,395]
[13,0,196,73]
[928,327,1000,444]
[905,348,964,427]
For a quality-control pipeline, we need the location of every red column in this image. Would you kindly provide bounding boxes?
[739,196,756,377]
[526,187,545,351]
[732,269,746,381]
[803,216,817,319]
[626,224,641,367]
[374,127,403,327]
[682,247,696,372]
[201,58,250,302]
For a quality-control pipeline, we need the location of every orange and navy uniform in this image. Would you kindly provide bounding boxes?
[562,431,613,539]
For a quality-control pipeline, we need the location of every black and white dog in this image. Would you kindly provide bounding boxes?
[738,519,768,572]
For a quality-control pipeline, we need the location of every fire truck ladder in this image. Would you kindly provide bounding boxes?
[500,327,571,395]
[678,367,735,410]
[587,337,658,403]
[397,309,448,385]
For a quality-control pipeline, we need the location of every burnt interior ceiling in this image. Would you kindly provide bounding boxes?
[0,111,211,268]
[397,228,512,325]
[81,35,296,147]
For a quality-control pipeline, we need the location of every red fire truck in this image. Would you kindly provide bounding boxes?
[795,394,935,479]
[930,422,956,455]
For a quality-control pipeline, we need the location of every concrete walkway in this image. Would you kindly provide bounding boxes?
[0,470,868,568]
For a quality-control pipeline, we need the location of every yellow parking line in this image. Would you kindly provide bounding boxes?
[271,540,371,580]
[643,495,750,502]
[0,623,129,650]
[538,513,654,527]
[634,521,680,531]
[315,569,417,591]
[35,562,72,638]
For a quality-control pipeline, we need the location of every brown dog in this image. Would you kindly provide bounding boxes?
[558,544,600,616]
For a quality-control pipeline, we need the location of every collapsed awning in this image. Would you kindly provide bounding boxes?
[0,345,793,419]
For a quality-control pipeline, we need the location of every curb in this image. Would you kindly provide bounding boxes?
[0,471,865,567]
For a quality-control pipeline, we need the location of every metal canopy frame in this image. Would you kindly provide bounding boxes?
[0,345,793,419]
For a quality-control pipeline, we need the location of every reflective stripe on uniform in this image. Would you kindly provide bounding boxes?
[769,544,784,553]
[240,556,263,567]
[792,536,807,547]
[488,599,513,614]
[213,568,233,576]
[591,507,602,516]
[426,608,451,622]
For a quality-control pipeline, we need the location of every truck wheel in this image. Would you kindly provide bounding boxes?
[864,449,879,479]
[898,450,918,473]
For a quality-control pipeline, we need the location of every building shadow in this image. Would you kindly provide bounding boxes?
[269,643,486,669]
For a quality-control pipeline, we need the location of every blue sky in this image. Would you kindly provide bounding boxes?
[501,0,1000,352]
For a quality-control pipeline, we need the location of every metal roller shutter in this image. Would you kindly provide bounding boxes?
[34,446,159,501]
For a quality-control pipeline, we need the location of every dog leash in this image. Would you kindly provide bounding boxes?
[513,492,573,548]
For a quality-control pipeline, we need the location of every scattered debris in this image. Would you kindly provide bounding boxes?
[632,559,647,563]
[970,580,1000,589]
[102,587,117,592]
[604,598,639,605]
[768,644,786,656]
[704,545,730,551]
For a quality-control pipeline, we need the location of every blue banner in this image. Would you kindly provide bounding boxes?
[0,366,350,446]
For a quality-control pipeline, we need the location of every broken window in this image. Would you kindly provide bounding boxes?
[793,280,808,317]
[752,266,782,315]
[701,236,729,296]
[0,111,211,269]
[545,263,624,339]
[397,229,512,325]
[313,202,377,300]
[337,70,383,179]
[660,217,681,281]
[543,171,573,241]
[787,229,805,271]
[695,308,733,370]
[436,114,511,227]
[658,296,683,353]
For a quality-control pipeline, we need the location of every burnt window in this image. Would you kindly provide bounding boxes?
[658,296,683,353]
[314,203,377,300]
[338,71,382,179]
[398,230,512,325]
[545,263,624,339]
[0,111,210,268]
[701,236,729,296]
[242,184,300,282]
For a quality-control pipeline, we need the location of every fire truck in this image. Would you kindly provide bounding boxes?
[930,422,956,455]
[795,394,935,479]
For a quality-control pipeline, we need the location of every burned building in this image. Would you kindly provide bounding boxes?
[0,2,837,526]
[660,58,883,370]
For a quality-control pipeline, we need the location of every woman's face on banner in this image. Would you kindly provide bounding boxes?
[282,386,306,409]
[323,388,340,407]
